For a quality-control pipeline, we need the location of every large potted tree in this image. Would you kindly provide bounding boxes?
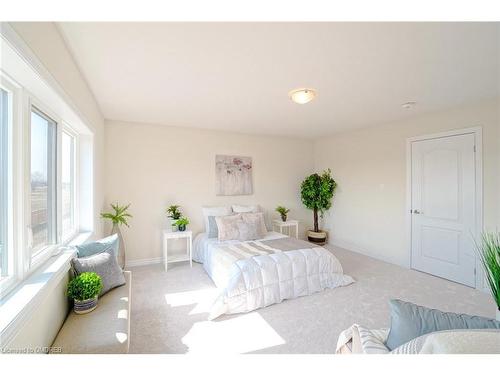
[300,169,337,245]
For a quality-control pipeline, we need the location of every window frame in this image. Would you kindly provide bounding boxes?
[0,74,22,296]
[25,96,59,271]
[60,126,79,243]
[0,79,84,297]
[28,105,58,258]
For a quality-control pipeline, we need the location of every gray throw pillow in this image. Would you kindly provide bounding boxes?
[385,299,500,350]
[75,234,119,258]
[207,216,219,238]
[71,252,125,296]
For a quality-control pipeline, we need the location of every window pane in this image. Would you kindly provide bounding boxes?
[30,108,56,252]
[0,88,9,277]
[62,131,75,238]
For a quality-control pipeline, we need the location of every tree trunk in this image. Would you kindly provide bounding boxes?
[313,208,319,232]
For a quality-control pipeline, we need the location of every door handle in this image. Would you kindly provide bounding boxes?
[412,209,423,214]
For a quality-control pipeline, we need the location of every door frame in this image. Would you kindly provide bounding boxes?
[405,126,483,289]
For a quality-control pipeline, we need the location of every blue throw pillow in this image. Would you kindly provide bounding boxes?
[76,234,119,258]
[385,299,500,350]
[207,216,219,238]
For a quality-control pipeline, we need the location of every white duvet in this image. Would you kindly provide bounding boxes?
[193,232,354,319]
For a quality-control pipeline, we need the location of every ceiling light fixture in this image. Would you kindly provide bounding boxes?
[289,88,317,104]
[401,101,417,109]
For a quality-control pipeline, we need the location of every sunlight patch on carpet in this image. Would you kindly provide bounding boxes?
[164,288,220,315]
[182,312,286,353]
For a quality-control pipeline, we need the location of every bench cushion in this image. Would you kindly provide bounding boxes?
[51,271,131,354]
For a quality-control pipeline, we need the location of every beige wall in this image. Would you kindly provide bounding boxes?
[104,120,314,264]
[314,98,500,267]
[7,22,105,349]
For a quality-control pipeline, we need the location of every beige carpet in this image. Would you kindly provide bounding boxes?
[128,246,496,354]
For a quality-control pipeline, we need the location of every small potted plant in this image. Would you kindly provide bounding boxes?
[275,206,290,222]
[166,205,182,231]
[300,169,337,245]
[101,203,132,269]
[174,217,190,232]
[67,272,103,314]
[475,232,500,321]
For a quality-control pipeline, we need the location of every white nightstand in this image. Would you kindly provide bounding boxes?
[272,220,299,239]
[162,230,192,271]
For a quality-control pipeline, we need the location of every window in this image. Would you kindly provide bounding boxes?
[0,88,9,280]
[30,108,57,255]
[0,37,94,301]
[61,130,76,239]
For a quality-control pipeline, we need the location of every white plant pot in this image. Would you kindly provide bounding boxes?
[111,224,125,269]
[496,309,500,322]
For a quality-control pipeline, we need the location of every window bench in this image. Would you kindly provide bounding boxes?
[51,271,132,354]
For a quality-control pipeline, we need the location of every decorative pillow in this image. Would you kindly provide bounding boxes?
[390,329,500,354]
[231,204,261,213]
[71,251,125,296]
[202,206,233,232]
[237,216,264,241]
[241,212,267,236]
[385,299,500,350]
[356,325,390,354]
[75,234,119,258]
[215,214,242,241]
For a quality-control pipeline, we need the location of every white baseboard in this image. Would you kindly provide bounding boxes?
[329,238,407,268]
[126,257,162,268]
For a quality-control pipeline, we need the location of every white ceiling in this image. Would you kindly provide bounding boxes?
[57,22,499,138]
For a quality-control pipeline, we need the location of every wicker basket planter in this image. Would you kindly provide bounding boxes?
[74,296,98,314]
[307,230,327,245]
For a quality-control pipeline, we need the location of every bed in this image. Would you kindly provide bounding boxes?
[193,230,354,319]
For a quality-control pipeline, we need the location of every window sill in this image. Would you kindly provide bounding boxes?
[0,231,91,348]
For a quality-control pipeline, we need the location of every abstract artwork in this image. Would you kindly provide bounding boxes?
[215,155,253,196]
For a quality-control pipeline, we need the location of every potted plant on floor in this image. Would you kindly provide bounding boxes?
[475,232,500,321]
[101,203,132,269]
[166,205,182,231]
[300,169,337,245]
[275,206,290,222]
[174,217,190,232]
[67,272,103,314]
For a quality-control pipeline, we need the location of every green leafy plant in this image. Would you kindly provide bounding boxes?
[300,169,337,232]
[101,203,132,227]
[475,232,500,310]
[67,272,103,301]
[275,206,290,221]
[166,205,182,220]
[174,217,190,227]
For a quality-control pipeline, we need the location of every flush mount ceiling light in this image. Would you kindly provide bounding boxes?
[401,101,417,109]
[289,88,317,104]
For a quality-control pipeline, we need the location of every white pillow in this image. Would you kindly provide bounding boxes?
[231,204,261,213]
[202,206,233,232]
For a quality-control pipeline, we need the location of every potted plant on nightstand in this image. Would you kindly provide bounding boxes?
[166,205,182,231]
[275,206,290,222]
[101,203,132,269]
[67,272,103,314]
[475,232,500,321]
[174,217,190,232]
[300,169,337,245]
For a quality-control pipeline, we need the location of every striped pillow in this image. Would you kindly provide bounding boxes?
[356,325,390,354]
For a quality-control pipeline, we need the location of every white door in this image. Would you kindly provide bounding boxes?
[410,133,476,287]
